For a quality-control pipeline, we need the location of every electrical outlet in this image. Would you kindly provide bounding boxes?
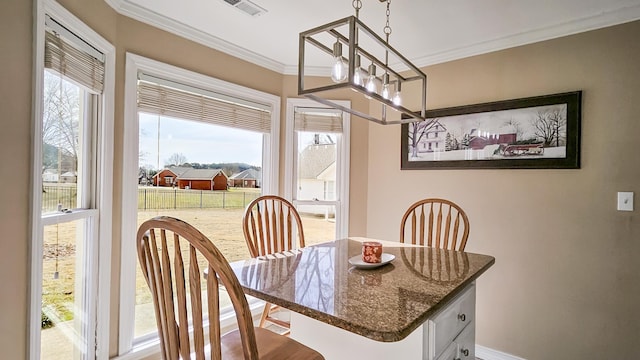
[617,192,634,211]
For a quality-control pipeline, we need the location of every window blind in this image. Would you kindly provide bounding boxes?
[44,30,105,94]
[294,107,343,133]
[137,80,272,133]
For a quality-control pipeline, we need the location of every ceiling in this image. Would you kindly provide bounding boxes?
[105,0,640,75]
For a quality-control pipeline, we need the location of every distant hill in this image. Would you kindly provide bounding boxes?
[43,142,76,172]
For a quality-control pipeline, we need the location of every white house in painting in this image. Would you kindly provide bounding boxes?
[415,121,447,153]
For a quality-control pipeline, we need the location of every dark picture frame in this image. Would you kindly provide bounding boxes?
[401,91,582,169]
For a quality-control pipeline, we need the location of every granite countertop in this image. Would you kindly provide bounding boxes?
[230,238,495,342]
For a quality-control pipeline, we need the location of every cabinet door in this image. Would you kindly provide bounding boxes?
[435,342,457,360]
[454,321,475,360]
[429,284,476,358]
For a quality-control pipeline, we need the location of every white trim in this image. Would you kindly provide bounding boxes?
[119,53,280,355]
[476,345,527,360]
[105,0,286,74]
[44,14,105,61]
[284,98,350,239]
[30,1,115,359]
[41,209,99,226]
[119,53,140,353]
[410,4,640,70]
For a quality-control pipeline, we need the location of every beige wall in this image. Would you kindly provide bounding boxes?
[366,20,640,359]
[0,0,33,359]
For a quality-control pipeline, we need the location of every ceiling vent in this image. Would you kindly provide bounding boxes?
[221,0,267,17]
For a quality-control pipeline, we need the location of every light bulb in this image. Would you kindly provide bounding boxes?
[392,91,402,106]
[352,56,366,87]
[353,69,365,87]
[330,41,347,83]
[381,73,390,99]
[366,76,377,93]
[331,58,348,83]
[381,84,390,99]
[392,81,402,106]
[365,63,377,93]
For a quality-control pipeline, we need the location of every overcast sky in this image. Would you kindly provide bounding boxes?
[139,113,263,169]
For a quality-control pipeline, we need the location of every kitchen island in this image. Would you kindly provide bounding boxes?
[230,238,494,360]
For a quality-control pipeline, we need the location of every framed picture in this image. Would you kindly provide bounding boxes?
[401,91,582,169]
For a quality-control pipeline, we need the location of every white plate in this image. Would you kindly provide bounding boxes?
[348,253,396,269]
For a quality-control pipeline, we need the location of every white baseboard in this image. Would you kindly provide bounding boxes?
[476,345,526,360]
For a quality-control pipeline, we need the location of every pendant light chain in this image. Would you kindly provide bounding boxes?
[384,0,392,43]
[383,0,392,66]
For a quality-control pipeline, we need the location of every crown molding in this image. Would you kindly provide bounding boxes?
[410,2,640,68]
[106,0,640,75]
[104,0,287,74]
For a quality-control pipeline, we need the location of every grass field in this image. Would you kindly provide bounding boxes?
[41,202,335,336]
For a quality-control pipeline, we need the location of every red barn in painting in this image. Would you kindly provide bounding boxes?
[469,133,517,150]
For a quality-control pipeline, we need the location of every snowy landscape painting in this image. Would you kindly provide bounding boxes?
[401,91,581,169]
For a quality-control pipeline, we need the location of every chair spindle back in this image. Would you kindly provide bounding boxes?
[400,198,470,251]
[242,195,305,257]
[137,216,258,360]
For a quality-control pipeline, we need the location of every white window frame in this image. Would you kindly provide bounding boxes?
[284,98,350,239]
[118,53,280,357]
[30,1,115,359]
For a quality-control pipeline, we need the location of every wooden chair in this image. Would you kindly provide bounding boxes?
[242,195,304,335]
[137,216,323,360]
[399,198,470,251]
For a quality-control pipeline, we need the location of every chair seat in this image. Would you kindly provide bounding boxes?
[221,327,324,360]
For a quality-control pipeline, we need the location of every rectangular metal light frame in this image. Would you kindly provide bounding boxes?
[298,16,427,125]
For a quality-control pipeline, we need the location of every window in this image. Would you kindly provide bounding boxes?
[30,2,114,359]
[119,54,280,355]
[285,98,350,244]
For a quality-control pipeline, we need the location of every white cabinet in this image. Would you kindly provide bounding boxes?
[427,283,476,360]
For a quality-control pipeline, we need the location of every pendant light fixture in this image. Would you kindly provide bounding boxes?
[298,0,427,125]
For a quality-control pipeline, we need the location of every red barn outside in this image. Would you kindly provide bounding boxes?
[152,167,228,191]
[176,168,228,191]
